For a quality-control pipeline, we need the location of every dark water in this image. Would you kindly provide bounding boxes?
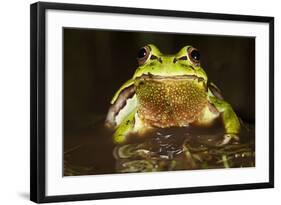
[64,118,255,176]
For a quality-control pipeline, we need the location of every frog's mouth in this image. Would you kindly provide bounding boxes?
[135,73,207,88]
[137,73,206,81]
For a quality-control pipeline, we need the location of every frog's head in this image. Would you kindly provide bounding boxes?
[132,44,208,82]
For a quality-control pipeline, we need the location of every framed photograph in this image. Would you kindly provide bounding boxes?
[30,2,274,203]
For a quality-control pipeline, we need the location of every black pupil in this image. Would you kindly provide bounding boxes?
[138,48,147,58]
[191,50,200,61]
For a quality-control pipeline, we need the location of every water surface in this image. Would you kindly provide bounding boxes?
[64,117,254,176]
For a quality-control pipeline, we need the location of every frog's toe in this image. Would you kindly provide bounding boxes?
[216,133,239,146]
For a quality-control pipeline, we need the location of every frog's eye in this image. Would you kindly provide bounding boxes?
[137,46,151,65]
[187,47,200,65]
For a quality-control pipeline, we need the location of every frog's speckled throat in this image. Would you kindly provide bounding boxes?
[135,74,208,128]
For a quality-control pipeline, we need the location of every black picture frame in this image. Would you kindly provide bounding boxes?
[30,1,274,203]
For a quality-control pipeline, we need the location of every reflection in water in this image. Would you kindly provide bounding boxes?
[64,119,254,176]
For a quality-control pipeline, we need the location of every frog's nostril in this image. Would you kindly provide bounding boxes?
[173,58,177,64]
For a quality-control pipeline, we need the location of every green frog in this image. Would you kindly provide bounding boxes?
[105,44,240,144]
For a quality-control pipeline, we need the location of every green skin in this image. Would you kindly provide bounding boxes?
[106,44,240,144]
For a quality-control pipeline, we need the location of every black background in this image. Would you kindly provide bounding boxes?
[63,28,255,136]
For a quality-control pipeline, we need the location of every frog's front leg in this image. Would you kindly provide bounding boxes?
[113,108,137,144]
[208,96,241,145]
